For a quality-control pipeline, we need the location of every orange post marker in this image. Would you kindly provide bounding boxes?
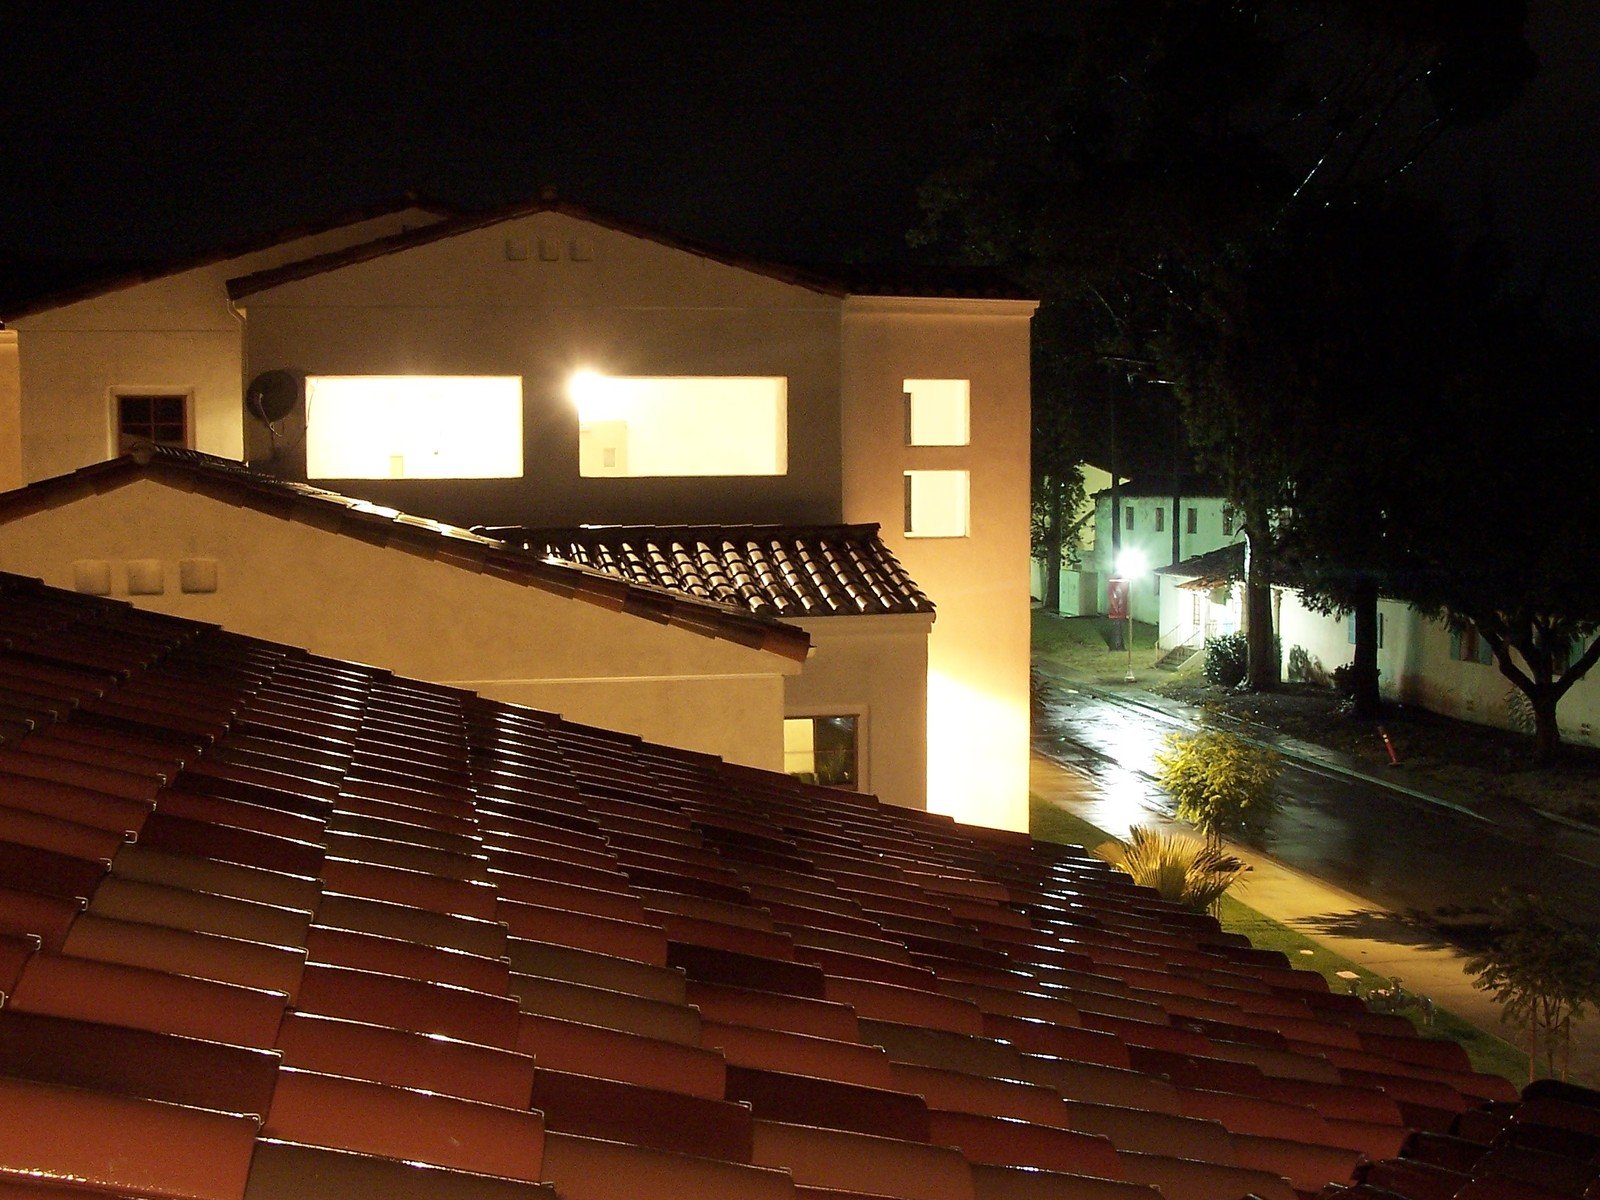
[1378,725,1400,766]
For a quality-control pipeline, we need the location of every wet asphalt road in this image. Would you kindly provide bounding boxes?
[1032,678,1600,936]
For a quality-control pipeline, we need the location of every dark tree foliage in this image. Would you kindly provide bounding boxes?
[1401,310,1600,763]
[1163,202,1463,716]
[916,0,1534,690]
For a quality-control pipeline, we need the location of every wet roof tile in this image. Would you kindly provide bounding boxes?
[495,523,934,619]
[0,570,1523,1200]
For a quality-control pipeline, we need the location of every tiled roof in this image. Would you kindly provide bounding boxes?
[0,193,457,322]
[226,197,856,301]
[0,448,809,662]
[224,195,1038,304]
[1322,1079,1600,1200]
[0,571,1517,1200]
[489,524,935,620]
[1156,544,1247,590]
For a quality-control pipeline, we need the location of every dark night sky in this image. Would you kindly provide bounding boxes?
[0,2,1594,311]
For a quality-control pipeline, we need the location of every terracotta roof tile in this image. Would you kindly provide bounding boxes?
[0,570,1523,1200]
[495,522,934,619]
[0,449,811,662]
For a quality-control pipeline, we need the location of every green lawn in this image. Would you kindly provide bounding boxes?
[1029,791,1529,1084]
[1032,611,1161,674]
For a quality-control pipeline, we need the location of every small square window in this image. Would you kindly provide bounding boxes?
[1186,508,1198,535]
[784,716,859,789]
[904,470,969,538]
[116,393,188,452]
[903,379,970,446]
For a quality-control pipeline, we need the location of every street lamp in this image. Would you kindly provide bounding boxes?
[1115,548,1147,682]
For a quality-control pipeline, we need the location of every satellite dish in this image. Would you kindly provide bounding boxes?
[245,370,301,424]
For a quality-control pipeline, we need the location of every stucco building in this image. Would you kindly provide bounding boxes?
[0,197,1036,829]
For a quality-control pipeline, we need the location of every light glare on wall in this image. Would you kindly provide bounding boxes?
[572,373,787,477]
[305,375,523,480]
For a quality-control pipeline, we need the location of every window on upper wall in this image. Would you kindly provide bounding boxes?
[305,376,523,479]
[1222,510,1234,536]
[1186,508,1198,535]
[903,379,970,446]
[904,470,969,538]
[571,373,787,477]
[784,715,859,789]
[1451,625,1496,666]
[1346,612,1386,649]
[114,393,189,453]
[1124,505,1134,530]
[1154,507,1165,533]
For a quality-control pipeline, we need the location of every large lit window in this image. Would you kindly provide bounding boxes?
[904,470,970,538]
[904,379,969,446]
[572,373,787,477]
[784,716,859,789]
[305,376,523,480]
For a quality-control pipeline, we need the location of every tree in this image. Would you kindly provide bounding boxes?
[1154,730,1282,848]
[1163,201,1467,717]
[1398,309,1600,762]
[1468,891,1600,1082]
[916,1,1535,691]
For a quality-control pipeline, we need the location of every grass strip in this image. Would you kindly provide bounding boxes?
[1029,791,1529,1084]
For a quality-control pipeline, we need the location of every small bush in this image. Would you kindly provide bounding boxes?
[1097,825,1247,912]
[1154,729,1282,846]
[1204,632,1250,688]
[1286,645,1314,683]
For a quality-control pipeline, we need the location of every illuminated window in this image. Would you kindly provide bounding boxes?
[572,373,787,477]
[784,715,859,789]
[904,379,969,446]
[115,393,189,452]
[904,470,969,538]
[305,376,523,480]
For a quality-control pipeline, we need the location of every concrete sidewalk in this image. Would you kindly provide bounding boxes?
[1030,751,1598,1086]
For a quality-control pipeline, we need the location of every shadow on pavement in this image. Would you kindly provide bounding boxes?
[1288,909,1458,951]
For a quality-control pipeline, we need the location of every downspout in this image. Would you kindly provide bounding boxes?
[227,298,249,465]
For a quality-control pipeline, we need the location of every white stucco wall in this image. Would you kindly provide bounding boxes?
[788,613,932,812]
[238,211,845,529]
[12,208,443,483]
[1276,589,1600,749]
[1089,493,1241,628]
[0,479,794,769]
[841,297,1036,832]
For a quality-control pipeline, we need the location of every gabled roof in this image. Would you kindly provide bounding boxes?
[1157,542,1247,590]
[0,572,1516,1200]
[0,447,809,662]
[227,197,855,301]
[487,523,934,620]
[0,193,457,322]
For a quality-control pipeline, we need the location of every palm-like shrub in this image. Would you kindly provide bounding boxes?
[1154,729,1281,847]
[1097,825,1248,912]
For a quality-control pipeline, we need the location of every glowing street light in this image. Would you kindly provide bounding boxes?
[1115,549,1147,681]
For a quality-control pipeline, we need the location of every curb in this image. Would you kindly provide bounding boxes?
[1034,662,1496,824]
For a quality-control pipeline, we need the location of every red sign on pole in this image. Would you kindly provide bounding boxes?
[1107,577,1129,621]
